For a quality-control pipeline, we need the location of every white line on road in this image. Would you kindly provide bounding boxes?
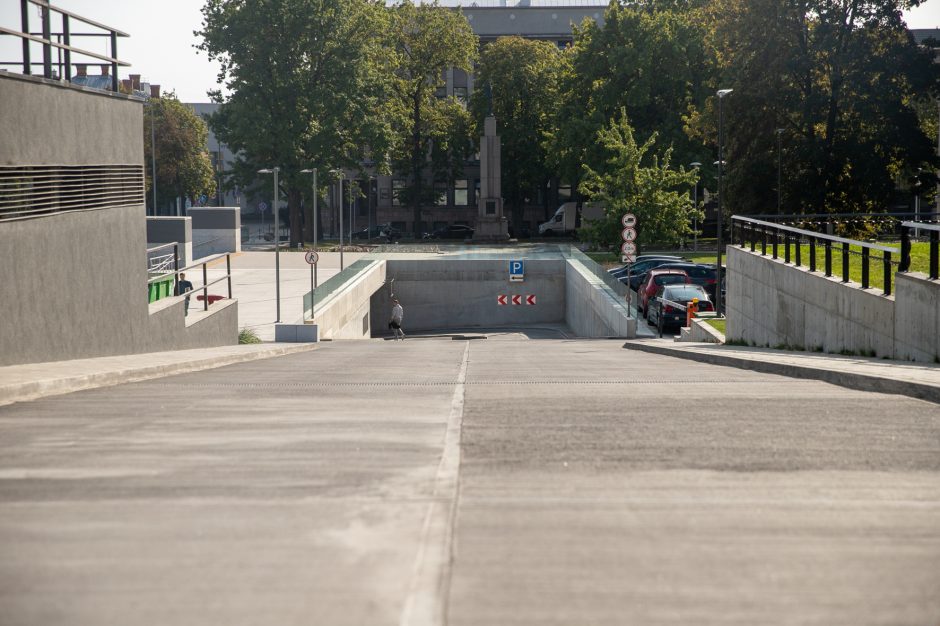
[399,341,470,626]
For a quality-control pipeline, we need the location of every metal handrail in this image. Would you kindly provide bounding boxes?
[732,215,899,295]
[146,241,179,254]
[901,221,940,233]
[150,253,234,313]
[900,222,940,279]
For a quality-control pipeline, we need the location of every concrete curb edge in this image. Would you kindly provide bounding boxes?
[622,340,940,405]
[0,343,319,407]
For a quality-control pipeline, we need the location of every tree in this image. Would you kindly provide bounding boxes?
[388,0,477,235]
[548,2,712,192]
[695,0,940,215]
[197,0,393,246]
[470,36,569,228]
[579,108,699,250]
[144,93,215,214]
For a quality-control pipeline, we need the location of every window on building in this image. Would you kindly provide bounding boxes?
[474,179,481,206]
[454,179,469,206]
[434,182,448,206]
[454,87,468,108]
[392,179,405,206]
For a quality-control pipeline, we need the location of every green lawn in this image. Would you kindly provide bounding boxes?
[704,318,726,335]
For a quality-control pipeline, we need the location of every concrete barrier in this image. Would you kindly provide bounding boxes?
[189,207,241,258]
[894,272,940,362]
[565,259,636,338]
[147,217,193,267]
[311,260,387,340]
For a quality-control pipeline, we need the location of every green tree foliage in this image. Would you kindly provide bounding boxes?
[580,109,699,250]
[696,0,940,215]
[144,93,216,213]
[197,0,392,245]
[388,0,477,235]
[470,36,570,228]
[548,2,711,191]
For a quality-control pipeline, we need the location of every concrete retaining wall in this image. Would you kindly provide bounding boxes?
[313,261,387,340]
[727,246,940,362]
[372,259,566,333]
[894,272,940,362]
[565,260,636,338]
[189,207,241,259]
[147,217,193,267]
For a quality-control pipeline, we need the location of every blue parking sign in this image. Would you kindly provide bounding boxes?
[509,260,524,282]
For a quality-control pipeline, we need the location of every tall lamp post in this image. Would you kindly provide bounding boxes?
[301,168,319,288]
[776,128,783,216]
[332,170,345,270]
[258,167,282,323]
[716,88,733,317]
[690,162,701,251]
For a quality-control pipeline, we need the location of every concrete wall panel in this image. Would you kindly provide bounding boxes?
[894,272,940,362]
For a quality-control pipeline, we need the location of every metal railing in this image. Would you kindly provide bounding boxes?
[0,0,130,92]
[900,221,940,280]
[732,215,899,295]
[147,253,234,313]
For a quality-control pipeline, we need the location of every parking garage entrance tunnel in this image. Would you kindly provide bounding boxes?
[304,245,637,341]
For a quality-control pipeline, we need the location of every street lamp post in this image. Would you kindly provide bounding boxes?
[332,170,345,270]
[690,162,701,252]
[258,167,281,323]
[776,128,783,216]
[301,168,319,289]
[150,101,157,215]
[716,88,733,317]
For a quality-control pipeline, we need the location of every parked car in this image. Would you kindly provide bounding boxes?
[352,223,402,242]
[651,263,722,299]
[638,269,690,318]
[609,255,685,279]
[620,258,684,290]
[424,224,475,240]
[647,283,714,334]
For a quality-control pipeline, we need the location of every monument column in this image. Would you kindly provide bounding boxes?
[474,114,509,241]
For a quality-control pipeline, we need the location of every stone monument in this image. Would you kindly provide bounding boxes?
[474,115,509,241]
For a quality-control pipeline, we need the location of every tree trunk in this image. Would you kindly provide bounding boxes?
[411,89,423,237]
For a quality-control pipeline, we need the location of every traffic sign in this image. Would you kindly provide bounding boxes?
[622,254,636,264]
[258,201,268,212]
[497,295,507,305]
[305,251,319,265]
[621,227,637,242]
[511,294,522,305]
[525,295,536,305]
[509,260,525,282]
[621,213,637,228]
[621,242,637,255]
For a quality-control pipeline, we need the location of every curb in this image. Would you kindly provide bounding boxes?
[0,343,319,407]
[623,340,940,405]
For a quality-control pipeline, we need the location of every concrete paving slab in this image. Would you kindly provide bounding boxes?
[624,339,940,404]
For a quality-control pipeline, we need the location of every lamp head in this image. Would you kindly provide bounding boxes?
[257,168,272,174]
[690,162,702,168]
[717,89,734,98]
[301,168,316,174]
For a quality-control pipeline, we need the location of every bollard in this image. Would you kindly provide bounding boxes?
[686,298,699,327]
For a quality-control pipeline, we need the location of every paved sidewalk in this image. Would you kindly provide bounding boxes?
[624,339,940,404]
[0,343,318,407]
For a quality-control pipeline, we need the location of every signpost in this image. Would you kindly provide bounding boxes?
[622,213,638,317]
[305,250,319,316]
[509,260,525,282]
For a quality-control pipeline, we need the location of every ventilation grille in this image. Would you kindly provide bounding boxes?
[0,165,145,222]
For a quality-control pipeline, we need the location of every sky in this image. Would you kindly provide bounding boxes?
[2,1,940,103]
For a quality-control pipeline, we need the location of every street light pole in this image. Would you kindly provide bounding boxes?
[334,171,345,271]
[301,167,319,288]
[716,88,733,317]
[776,128,783,216]
[150,101,157,215]
[258,167,281,323]
[690,162,701,252]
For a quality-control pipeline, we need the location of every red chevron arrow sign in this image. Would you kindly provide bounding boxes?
[525,295,536,305]
[497,295,507,305]
[511,294,522,305]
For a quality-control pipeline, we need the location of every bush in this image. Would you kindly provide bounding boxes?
[238,327,262,344]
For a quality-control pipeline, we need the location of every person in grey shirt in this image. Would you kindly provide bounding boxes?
[389,298,405,340]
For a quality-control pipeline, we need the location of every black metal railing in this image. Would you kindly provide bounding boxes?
[900,221,940,280]
[731,215,900,295]
[0,0,130,92]
[147,253,234,313]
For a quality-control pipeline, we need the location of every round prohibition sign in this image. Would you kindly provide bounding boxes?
[621,227,637,242]
[621,213,637,228]
[621,241,637,255]
[305,251,320,265]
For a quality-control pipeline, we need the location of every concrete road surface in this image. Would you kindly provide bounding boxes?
[0,337,938,625]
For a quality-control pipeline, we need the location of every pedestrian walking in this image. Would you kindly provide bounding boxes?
[175,272,194,316]
[389,298,405,340]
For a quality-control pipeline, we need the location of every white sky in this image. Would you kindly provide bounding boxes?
[1,1,939,103]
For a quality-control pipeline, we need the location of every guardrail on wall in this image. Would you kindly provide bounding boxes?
[900,221,940,279]
[731,215,900,295]
[146,253,233,313]
[0,0,130,92]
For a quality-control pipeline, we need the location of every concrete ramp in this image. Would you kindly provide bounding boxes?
[306,246,637,340]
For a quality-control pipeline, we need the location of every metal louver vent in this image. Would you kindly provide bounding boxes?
[0,165,145,222]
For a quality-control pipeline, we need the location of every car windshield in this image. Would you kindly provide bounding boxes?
[664,286,707,301]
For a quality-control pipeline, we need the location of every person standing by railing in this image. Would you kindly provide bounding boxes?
[175,273,194,316]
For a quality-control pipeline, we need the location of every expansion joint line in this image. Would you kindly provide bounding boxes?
[399,341,470,626]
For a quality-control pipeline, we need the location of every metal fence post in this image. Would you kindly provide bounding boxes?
[824,241,832,277]
[884,252,892,296]
[931,230,939,280]
[810,237,817,272]
[202,263,208,311]
[861,247,870,289]
[841,242,850,283]
[226,254,232,299]
[795,235,802,267]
